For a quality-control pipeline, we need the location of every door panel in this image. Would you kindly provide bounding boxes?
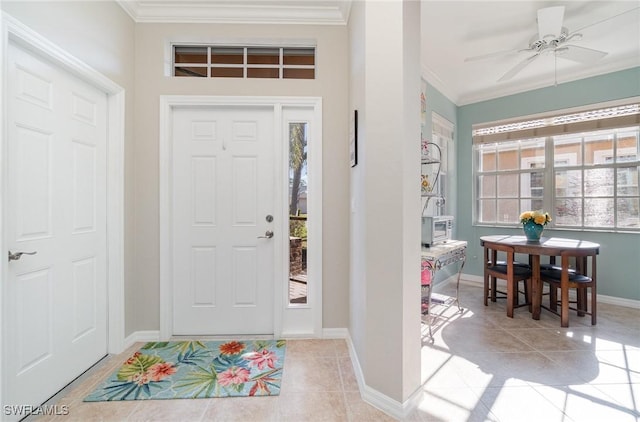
[15,125,52,240]
[4,42,108,412]
[172,107,274,335]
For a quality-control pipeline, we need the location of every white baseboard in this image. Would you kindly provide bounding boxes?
[322,327,349,338]
[457,273,640,309]
[459,273,483,285]
[596,294,640,309]
[343,332,420,420]
[280,331,315,338]
[123,330,160,350]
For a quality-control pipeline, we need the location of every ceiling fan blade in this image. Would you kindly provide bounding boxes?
[464,48,525,62]
[498,54,540,82]
[537,6,565,39]
[556,45,608,63]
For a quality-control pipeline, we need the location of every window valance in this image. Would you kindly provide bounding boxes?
[472,100,640,145]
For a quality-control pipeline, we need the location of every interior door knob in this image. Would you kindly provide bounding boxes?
[8,251,37,262]
[257,230,274,239]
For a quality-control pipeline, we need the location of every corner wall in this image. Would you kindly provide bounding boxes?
[348,0,422,409]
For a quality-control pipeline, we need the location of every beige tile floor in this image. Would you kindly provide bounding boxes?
[31,282,639,421]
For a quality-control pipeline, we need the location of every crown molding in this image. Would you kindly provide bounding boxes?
[458,60,640,106]
[116,1,351,25]
[423,59,639,107]
[420,65,461,106]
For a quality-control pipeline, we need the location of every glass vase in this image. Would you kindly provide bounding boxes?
[523,220,544,242]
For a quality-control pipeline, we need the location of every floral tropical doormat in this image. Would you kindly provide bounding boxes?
[84,340,286,401]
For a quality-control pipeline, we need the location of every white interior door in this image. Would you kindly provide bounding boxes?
[172,106,275,335]
[3,43,108,411]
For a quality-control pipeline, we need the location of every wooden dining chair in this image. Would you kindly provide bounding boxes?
[540,250,597,327]
[484,243,532,318]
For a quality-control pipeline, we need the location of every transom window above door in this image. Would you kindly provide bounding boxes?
[173,45,315,79]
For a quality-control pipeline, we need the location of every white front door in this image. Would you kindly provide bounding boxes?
[172,106,275,335]
[3,42,108,412]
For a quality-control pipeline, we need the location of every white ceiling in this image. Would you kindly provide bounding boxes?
[422,1,640,105]
[118,0,640,106]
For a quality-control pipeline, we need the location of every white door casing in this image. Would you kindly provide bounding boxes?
[159,96,322,339]
[0,14,125,415]
[172,106,275,335]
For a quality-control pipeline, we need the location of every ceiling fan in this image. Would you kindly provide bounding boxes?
[465,5,634,82]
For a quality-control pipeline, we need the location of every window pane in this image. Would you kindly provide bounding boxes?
[520,139,545,169]
[617,197,640,228]
[478,175,495,197]
[617,130,639,162]
[521,199,544,213]
[283,68,315,79]
[175,46,207,63]
[478,199,496,223]
[479,144,496,171]
[247,68,279,78]
[247,48,279,64]
[585,132,614,165]
[530,173,544,197]
[555,169,582,197]
[211,47,243,64]
[585,168,614,196]
[555,199,582,226]
[521,171,544,198]
[617,166,639,196]
[211,67,243,78]
[497,143,518,171]
[497,174,518,197]
[289,123,308,305]
[497,199,519,223]
[283,48,315,65]
[585,198,614,227]
[554,135,582,166]
[175,66,207,77]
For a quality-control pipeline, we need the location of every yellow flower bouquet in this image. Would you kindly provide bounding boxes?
[519,210,552,226]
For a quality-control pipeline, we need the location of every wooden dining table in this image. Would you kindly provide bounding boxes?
[480,235,600,326]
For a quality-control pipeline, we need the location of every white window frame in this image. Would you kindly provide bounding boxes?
[170,44,316,79]
[473,100,640,232]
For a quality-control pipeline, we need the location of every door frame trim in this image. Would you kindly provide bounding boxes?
[0,12,126,406]
[159,95,323,339]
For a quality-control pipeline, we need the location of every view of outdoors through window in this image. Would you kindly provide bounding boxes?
[289,122,308,304]
[173,45,316,79]
[475,127,639,230]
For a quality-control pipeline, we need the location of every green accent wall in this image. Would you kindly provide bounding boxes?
[422,80,458,282]
[456,67,640,301]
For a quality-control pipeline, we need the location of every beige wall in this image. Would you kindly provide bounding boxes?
[1,2,351,335]
[132,23,350,332]
[1,1,137,336]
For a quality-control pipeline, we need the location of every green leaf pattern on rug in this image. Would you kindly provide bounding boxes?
[84,340,286,402]
[173,363,220,398]
[116,353,166,381]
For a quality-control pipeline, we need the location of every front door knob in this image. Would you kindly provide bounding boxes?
[257,230,274,239]
[8,251,37,262]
